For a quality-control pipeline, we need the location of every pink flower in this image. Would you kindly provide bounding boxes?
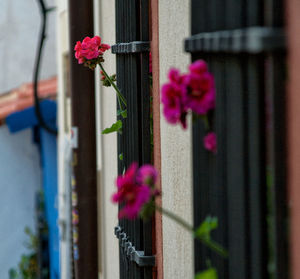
[184,72,215,115]
[74,36,110,64]
[99,43,111,53]
[204,132,217,153]
[189,60,208,75]
[74,41,85,64]
[168,68,181,83]
[161,82,187,129]
[161,61,216,129]
[136,164,158,186]
[161,68,188,129]
[80,36,101,59]
[112,163,151,219]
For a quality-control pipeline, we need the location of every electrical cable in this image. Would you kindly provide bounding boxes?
[33,0,57,135]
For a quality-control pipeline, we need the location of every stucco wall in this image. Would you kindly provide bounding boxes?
[159,0,194,278]
[0,0,56,94]
[0,126,41,278]
[56,0,71,278]
[95,0,120,278]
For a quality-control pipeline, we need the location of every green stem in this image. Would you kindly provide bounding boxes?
[155,205,194,232]
[99,63,127,107]
[200,238,228,258]
[201,114,210,130]
[155,204,227,258]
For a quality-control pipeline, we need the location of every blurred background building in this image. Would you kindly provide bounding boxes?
[0,0,57,278]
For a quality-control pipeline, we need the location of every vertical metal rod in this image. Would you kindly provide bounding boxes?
[269,53,288,279]
[68,0,98,278]
[247,55,268,279]
[210,55,228,276]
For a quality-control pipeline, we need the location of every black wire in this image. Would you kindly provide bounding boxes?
[33,0,57,135]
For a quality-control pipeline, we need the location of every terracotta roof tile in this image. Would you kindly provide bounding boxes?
[0,77,57,122]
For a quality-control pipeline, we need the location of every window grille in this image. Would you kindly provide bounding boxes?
[112,0,154,278]
[185,1,287,278]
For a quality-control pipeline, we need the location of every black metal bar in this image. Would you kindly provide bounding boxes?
[115,226,155,267]
[267,0,288,277]
[185,27,285,54]
[192,116,211,272]
[225,56,249,279]
[139,0,153,278]
[111,41,150,54]
[191,0,206,35]
[68,0,98,278]
[209,56,228,277]
[247,55,268,279]
[226,0,245,29]
[246,0,263,27]
[265,0,283,27]
[115,0,151,278]
[268,53,288,279]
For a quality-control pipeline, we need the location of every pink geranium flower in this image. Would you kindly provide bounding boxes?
[161,82,187,128]
[112,163,151,219]
[136,164,158,186]
[74,36,110,64]
[161,60,216,129]
[189,60,208,75]
[99,43,111,53]
[204,132,217,153]
[74,41,85,64]
[161,69,188,129]
[184,72,215,115]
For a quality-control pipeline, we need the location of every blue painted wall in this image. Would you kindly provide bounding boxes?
[40,128,59,279]
[0,126,41,278]
[6,100,59,279]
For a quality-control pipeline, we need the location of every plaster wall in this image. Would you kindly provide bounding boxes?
[159,0,194,278]
[56,0,71,278]
[0,0,56,94]
[0,126,41,278]
[95,0,120,278]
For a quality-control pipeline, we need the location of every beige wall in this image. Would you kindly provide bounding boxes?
[56,0,71,278]
[159,0,194,278]
[94,0,120,278]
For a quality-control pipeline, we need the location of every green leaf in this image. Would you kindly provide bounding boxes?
[140,201,155,220]
[121,110,127,118]
[117,109,127,119]
[8,268,18,279]
[102,120,122,134]
[119,153,123,161]
[195,216,218,240]
[195,268,218,279]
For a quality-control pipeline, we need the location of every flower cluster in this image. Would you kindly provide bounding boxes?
[161,60,215,129]
[74,36,110,69]
[161,60,217,153]
[111,163,159,219]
